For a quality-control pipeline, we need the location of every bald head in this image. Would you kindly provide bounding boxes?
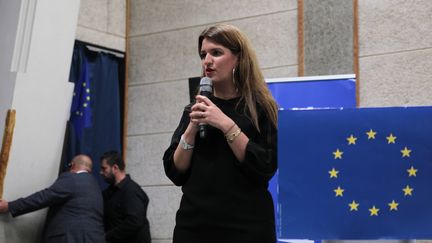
[70,154,93,173]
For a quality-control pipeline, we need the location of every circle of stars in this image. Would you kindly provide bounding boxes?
[328,129,417,217]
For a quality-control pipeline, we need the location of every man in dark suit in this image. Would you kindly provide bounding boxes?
[99,151,151,243]
[0,154,106,243]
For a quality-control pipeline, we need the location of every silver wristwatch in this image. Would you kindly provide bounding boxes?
[180,134,194,150]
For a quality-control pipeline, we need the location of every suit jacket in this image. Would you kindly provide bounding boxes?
[9,172,106,243]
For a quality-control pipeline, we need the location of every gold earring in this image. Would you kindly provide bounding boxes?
[232,68,236,86]
[232,68,239,93]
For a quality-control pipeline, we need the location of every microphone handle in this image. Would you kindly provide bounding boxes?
[199,124,207,138]
[199,90,212,98]
[198,90,212,139]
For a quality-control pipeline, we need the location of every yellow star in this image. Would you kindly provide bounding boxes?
[386,133,397,144]
[401,147,411,157]
[333,149,343,159]
[347,135,357,145]
[86,88,91,93]
[388,200,399,211]
[82,82,86,87]
[407,166,418,177]
[328,168,339,178]
[402,185,413,196]
[334,186,344,197]
[348,200,359,211]
[369,206,379,216]
[366,129,377,139]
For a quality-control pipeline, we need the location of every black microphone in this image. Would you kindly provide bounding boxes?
[198,77,213,138]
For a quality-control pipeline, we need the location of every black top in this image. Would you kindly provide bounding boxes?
[9,172,105,243]
[102,175,151,243]
[163,96,277,243]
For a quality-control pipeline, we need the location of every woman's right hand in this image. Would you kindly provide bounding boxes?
[173,119,198,172]
[183,120,199,145]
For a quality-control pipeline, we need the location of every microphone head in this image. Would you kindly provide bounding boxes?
[199,77,213,93]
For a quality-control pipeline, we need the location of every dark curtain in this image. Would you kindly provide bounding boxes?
[62,42,124,188]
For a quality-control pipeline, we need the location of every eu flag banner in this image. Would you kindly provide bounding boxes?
[70,55,92,138]
[65,43,122,188]
[279,107,432,239]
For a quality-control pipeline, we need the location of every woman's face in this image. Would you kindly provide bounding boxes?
[200,38,238,84]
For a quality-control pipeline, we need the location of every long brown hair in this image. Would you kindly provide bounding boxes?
[198,24,278,130]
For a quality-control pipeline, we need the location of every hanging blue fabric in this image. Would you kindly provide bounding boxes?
[63,42,123,188]
[70,49,92,138]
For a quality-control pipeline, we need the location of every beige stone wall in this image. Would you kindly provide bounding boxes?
[76,0,126,51]
[358,0,432,107]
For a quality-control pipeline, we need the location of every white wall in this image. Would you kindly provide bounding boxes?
[0,0,20,149]
[0,0,80,242]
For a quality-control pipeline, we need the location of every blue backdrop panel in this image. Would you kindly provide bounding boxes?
[267,76,356,109]
[266,75,356,241]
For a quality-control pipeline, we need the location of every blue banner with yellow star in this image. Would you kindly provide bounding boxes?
[278,106,432,239]
[64,43,122,188]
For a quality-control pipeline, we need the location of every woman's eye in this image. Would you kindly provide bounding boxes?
[200,49,223,59]
[212,50,222,56]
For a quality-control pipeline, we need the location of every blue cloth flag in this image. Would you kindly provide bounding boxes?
[64,43,123,188]
[70,54,92,138]
[278,107,432,239]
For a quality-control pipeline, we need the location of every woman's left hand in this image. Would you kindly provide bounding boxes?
[190,95,234,134]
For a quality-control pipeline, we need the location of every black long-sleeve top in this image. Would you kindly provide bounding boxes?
[102,175,151,243]
[163,96,277,243]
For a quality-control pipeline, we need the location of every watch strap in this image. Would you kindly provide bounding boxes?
[180,134,194,150]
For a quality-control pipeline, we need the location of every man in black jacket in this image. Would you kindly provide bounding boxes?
[0,154,105,243]
[100,151,151,243]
